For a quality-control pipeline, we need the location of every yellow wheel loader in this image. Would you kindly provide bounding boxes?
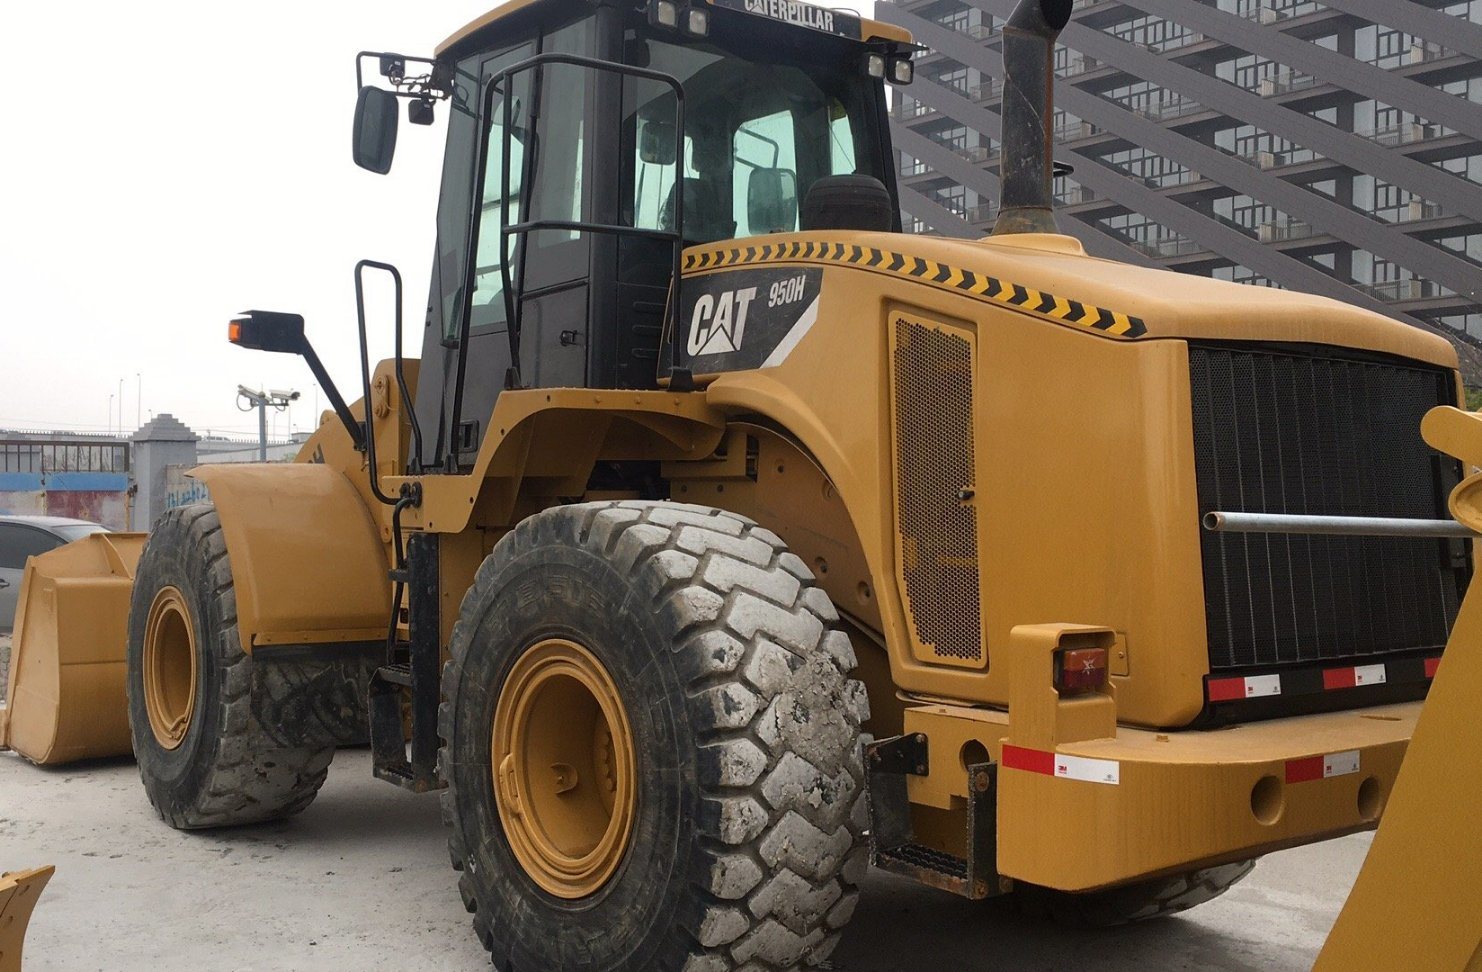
[6,0,1480,967]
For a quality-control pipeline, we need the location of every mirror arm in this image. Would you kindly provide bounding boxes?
[298,339,367,453]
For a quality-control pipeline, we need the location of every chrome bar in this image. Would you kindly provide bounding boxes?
[1203,511,1478,539]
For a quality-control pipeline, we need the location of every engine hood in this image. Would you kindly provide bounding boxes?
[680,231,1458,371]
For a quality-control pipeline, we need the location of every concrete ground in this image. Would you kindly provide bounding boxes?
[1,747,1365,971]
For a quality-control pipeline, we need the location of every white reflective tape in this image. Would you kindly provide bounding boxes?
[1353,664,1387,686]
[761,295,820,368]
[1324,750,1360,778]
[1244,674,1282,698]
[1053,753,1120,786]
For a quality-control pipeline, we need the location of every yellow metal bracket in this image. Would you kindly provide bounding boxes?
[0,865,53,972]
[1316,407,1482,969]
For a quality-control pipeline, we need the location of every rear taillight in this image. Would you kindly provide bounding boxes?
[1054,646,1107,695]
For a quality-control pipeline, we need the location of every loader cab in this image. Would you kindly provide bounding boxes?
[403,0,909,470]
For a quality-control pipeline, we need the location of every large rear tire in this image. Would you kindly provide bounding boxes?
[126,504,371,829]
[440,501,870,971]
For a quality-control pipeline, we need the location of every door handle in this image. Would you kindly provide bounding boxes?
[0,578,10,588]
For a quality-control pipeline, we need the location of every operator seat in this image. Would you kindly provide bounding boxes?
[659,177,735,243]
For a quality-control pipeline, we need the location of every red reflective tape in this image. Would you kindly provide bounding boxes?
[1285,756,1324,783]
[1324,665,1386,689]
[1207,677,1247,702]
[1001,744,1054,776]
[1425,656,1441,679]
[1323,667,1357,690]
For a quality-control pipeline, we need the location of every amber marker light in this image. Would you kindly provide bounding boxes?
[1054,646,1108,694]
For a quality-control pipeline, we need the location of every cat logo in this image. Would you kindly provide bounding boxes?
[687,286,757,355]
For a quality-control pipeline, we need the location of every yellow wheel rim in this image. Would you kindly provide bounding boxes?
[142,586,198,750]
[492,638,637,899]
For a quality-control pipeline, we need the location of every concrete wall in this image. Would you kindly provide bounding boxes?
[0,471,132,530]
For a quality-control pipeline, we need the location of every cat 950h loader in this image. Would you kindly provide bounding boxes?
[94,0,1479,966]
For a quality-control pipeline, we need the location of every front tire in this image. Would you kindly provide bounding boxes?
[440,501,870,971]
[126,504,371,829]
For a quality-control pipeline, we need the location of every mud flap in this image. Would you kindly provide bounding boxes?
[0,865,54,972]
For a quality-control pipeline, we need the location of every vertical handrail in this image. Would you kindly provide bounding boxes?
[354,259,405,506]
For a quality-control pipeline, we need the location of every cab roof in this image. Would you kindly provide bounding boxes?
[436,0,911,57]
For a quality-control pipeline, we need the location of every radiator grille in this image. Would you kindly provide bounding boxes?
[892,319,981,662]
[1189,345,1467,672]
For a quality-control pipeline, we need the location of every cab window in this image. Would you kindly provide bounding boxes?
[625,31,878,245]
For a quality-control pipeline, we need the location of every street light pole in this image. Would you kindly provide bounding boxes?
[237,385,301,462]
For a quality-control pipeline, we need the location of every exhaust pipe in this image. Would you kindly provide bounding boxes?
[993,0,1073,236]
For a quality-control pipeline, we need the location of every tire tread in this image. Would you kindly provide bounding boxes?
[441,500,868,970]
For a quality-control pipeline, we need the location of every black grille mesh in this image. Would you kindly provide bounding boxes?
[1189,345,1467,672]
[892,319,981,662]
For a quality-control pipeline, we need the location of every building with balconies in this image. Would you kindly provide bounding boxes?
[879,0,1482,365]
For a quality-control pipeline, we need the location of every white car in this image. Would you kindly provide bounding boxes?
[0,515,110,631]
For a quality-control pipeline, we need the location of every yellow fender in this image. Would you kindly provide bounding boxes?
[0,535,144,764]
[1315,406,1482,970]
[0,866,54,972]
[188,464,391,652]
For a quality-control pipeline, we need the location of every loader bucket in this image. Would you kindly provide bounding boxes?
[0,533,145,764]
[0,865,53,972]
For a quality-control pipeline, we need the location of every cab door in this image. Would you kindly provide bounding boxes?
[414,15,599,470]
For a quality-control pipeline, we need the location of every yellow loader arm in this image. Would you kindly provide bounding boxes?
[0,866,53,972]
[1315,406,1482,971]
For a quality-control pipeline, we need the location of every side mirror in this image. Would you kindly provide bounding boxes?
[747,167,798,234]
[228,310,306,354]
[639,118,677,165]
[353,87,399,174]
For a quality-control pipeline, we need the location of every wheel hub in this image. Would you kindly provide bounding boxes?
[492,638,637,899]
[142,586,198,750]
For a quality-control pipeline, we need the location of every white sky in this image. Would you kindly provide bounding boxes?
[1,0,877,441]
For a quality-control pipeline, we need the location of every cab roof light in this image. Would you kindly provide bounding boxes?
[684,5,710,36]
[863,52,887,79]
[1053,645,1108,695]
[649,0,680,30]
[889,55,914,85]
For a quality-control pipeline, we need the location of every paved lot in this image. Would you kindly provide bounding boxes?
[2,747,1365,971]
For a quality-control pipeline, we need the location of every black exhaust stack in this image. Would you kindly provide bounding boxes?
[992,0,1073,236]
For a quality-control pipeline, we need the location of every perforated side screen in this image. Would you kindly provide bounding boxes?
[891,317,983,664]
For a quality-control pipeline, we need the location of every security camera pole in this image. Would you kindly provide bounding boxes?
[236,385,301,461]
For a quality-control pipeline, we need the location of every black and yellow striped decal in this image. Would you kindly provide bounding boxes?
[682,241,1148,339]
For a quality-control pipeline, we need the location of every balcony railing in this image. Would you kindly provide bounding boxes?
[1056,55,1099,77]
[1257,71,1317,96]
[1134,237,1205,258]
[1398,199,1444,222]
[1257,218,1315,243]
[967,203,998,224]
[1054,119,1097,141]
[1132,98,1201,122]
[1362,121,1440,146]
[1357,278,1443,301]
